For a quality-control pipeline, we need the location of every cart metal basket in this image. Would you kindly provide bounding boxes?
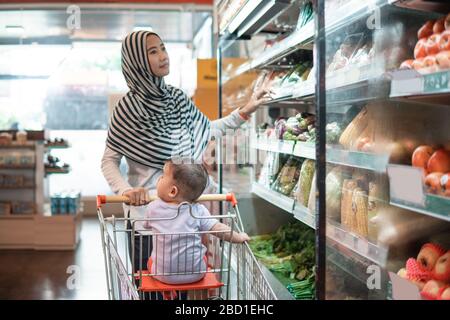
[97,193,276,300]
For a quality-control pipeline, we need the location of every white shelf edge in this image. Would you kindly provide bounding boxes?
[251,182,294,214]
[293,202,316,229]
[326,221,388,268]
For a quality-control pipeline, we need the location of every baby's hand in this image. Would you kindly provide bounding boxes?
[236,232,250,243]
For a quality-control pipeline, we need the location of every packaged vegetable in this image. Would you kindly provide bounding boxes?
[296,159,315,207]
[326,122,342,144]
[325,167,345,221]
[272,156,302,196]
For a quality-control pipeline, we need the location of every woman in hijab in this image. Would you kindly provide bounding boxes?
[102,31,269,207]
[101,31,269,280]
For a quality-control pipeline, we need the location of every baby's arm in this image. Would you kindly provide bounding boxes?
[210,222,250,243]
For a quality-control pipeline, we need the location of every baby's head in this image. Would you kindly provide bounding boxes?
[157,158,208,203]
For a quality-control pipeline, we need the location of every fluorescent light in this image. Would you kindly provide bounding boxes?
[133,26,153,32]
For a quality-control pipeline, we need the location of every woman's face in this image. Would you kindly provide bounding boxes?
[146,34,170,77]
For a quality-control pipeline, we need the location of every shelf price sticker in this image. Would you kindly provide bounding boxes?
[387,165,426,208]
[424,71,449,93]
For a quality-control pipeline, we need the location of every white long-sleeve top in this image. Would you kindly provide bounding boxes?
[101,109,246,197]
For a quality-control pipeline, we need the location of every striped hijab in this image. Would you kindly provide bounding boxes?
[106,31,211,169]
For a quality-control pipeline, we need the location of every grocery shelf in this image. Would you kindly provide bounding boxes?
[326,220,388,267]
[0,142,35,149]
[292,202,315,229]
[0,164,35,170]
[220,0,291,40]
[390,69,450,105]
[224,19,315,81]
[293,142,315,160]
[326,147,389,172]
[326,243,373,285]
[251,136,295,155]
[0,185,35,189]
[263,81,315,106]
[251,137,315,160]
[390,194,450,223]
[251,182,294,214]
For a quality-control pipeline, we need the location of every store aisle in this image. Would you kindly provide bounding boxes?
[0,217,107,300]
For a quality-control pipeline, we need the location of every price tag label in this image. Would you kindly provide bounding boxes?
[387,165,426,207]
[424,71,450,93]
[388,272,422,300]
[356,238,369,255]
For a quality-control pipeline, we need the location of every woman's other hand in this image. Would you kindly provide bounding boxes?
[239,73,273,116]
[123,187,150,206]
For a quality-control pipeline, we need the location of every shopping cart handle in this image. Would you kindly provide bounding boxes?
[96,193,238,208]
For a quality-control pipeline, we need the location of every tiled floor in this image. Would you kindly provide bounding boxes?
[0,217,108,300]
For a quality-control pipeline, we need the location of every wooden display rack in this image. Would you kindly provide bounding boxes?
[0,133,81,251]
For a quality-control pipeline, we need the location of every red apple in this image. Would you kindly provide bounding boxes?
[425,172,444,193]
[417,243,446,271]
[414,39,428,59]
[418,20,435,39]
[412,145,435,172]
[428,149,450,173]
[436,50,450,69]
[425,34,441,56]
[406,258,432,282]
[433,17,445,34]
[423,55,438,72]
[412,58,425,70]
[433,251,450,282]
[439,286,450,300]
[440,31,450,51]
[399,59,414,70]
[421,280,447,300]
[446,13,450,30]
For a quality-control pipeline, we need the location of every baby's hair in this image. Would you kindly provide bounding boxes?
[166,157,208,202]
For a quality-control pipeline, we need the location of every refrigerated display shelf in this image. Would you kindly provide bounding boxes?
[390,194,450,223]
[293,202,316,229]
[44,144,70,150]
[251,182,294,214]
[326,220,388,268]
[326,147,390,172]
[0,143,35,149]
[251,182,316,228]
[0,165,35,170]
[220,0,291,40]
[251,137,315,160]
[0,185,35,189]
[390,69,450,105]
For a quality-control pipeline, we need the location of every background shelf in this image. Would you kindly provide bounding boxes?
[326,220,388,268]
[326,147,390,172]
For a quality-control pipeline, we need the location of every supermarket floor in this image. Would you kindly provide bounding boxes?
[0,217,108,300]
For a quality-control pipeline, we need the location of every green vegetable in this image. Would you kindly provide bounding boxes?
[326,122,342,143]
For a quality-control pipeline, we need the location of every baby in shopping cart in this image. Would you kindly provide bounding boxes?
[142,157,250,285]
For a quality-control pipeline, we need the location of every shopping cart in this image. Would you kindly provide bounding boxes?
[97,193,276,300]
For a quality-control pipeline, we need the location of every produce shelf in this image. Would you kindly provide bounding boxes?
[263,81,315,106]
[251,137,316,160]
[0,164,35,170]
[251,182,294,214]
[0,142,35,149]
[220,0,291,40]
[326,220,388,268]
[326,243,373,285]
[0,185,35,189]
[390,194,450,223]
[326,147,389,172]
[251,136,295,155]
[292,202,316,229]
[224,19,315,81]
[390,69,450,105]
[293,142,315,160]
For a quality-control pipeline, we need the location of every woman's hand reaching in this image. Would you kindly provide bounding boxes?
[123,187,150,206]
[238,73,274,117]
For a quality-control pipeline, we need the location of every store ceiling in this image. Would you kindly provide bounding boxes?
[0,8,211,45]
